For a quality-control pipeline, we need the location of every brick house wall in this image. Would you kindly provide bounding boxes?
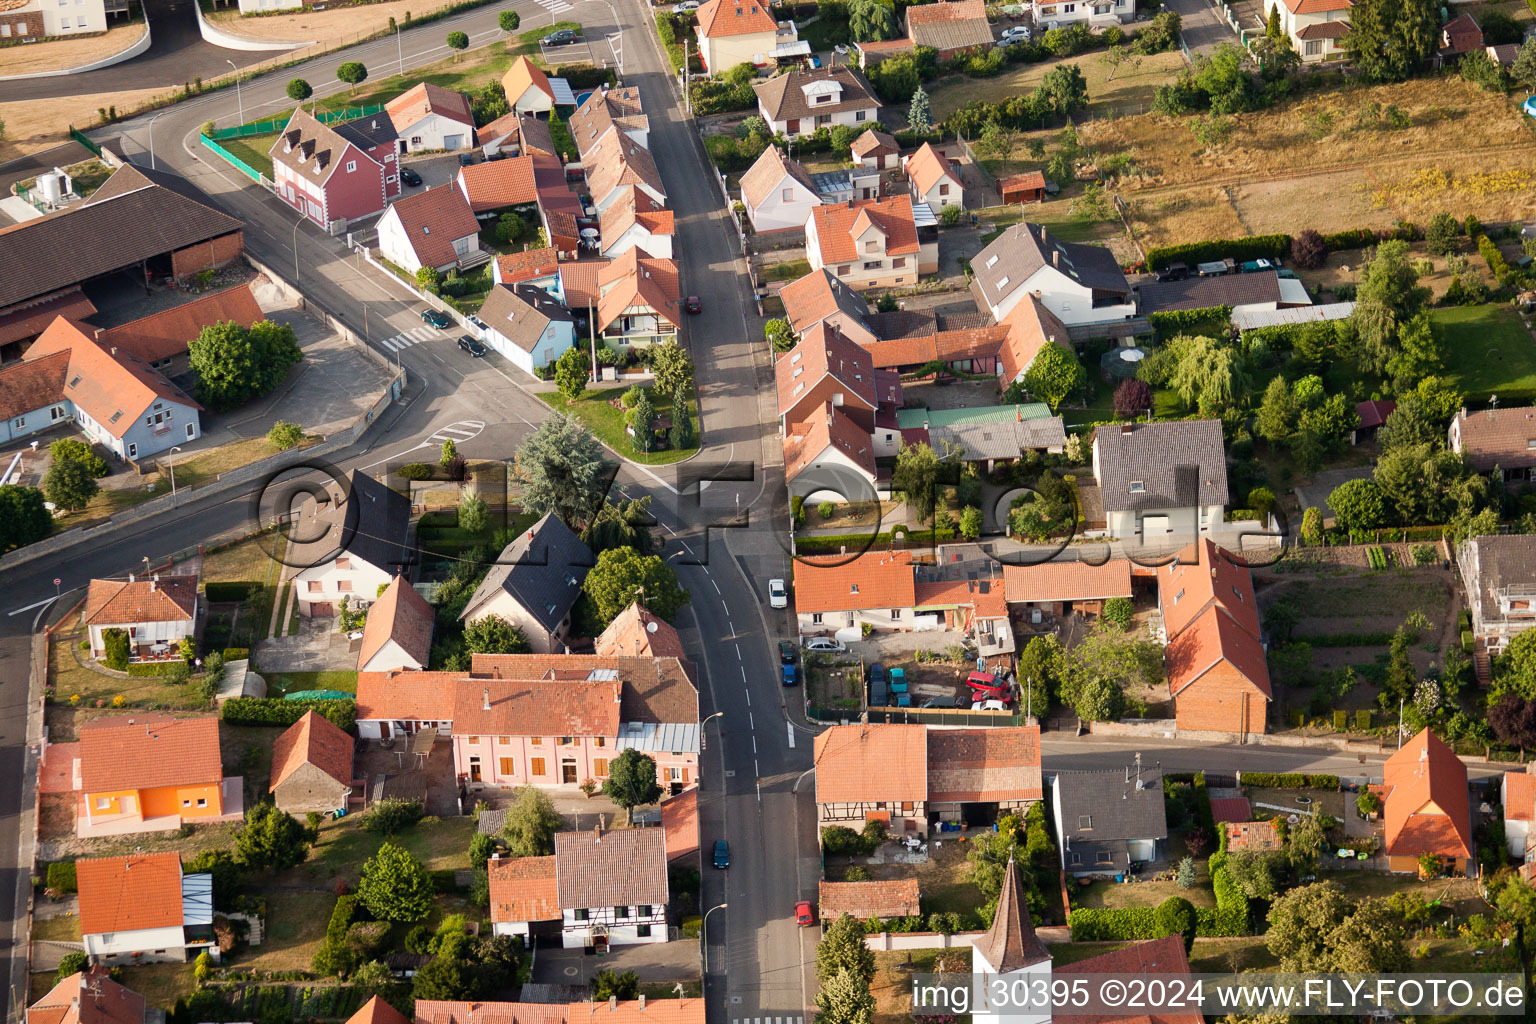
[1173,662,1266,735]
[273,762,351,813]
[170,231,245,280]
[0,11,44,38]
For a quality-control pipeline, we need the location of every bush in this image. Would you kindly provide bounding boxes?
[1290,229,1327,269]
[102,629,129,671]
[205,581,257,602]
[818,501,836,520]
[363,798,425,834]
[267,421,305,451]
[46,861,77,893]
[222,647,250,661]
[1145,234,1290,272]
[1238,772,1338,789]
[220,697,356,731]
[1102,597,1133,630]
[1148,306,1233,333]
[1321,227,1377,251]
[49,438,108,478]
[395,463,434,480]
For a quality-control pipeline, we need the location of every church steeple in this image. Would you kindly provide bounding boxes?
[975,856,1051,972]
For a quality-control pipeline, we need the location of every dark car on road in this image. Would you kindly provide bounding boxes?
[457,335,487,357]
[543,28,577,44]
[685,295,702,314]
[782,662,799,686]
[421,308,451,329]
[779,641,797,664]
[713,839,730,869]
[400,167,423,187]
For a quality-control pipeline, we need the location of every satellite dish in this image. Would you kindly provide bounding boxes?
[646,621,658,633]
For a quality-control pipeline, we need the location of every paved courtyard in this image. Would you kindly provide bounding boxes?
[252,616,358,673]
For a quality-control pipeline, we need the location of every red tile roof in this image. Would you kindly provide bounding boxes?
[597,247,679,332]
[1224,819,1282,851]
[661,785,699,863]
[495,247,561,285]
[740,145,821,210]
[454,678,624,737]
[1276,0,1351,13]
[1158,539,1261,641]
[595,601,687,659]
[999,170,1047,195]
[697,0,777,37]
[0,288,96,348]
[794,550,914,613]
[599,186,675,249]
[999,294,1071,383]
[783,405,877,484]
[813,723,928,803]
[903,143,960,198]
[28,966,147,1024]
[850,130,898,159]
[818,879,921,919]
[558,259,609,308]
[100,285,262,364]
[1208,796,1251,824]
[1002,559,1132,603]
[1165,604,1272,699]
[1505,771,1535,822]
[1054,936,1204,1024]
[76,852,184,935]
[77,714,223,794]
[903,0,993,51]
[1451,406,1536,472]
[386,185,480,270]
[776,321,877,420]
[358,575,435,671]
[344,996,411,1024]
[1356,399,1396,431]
[0,349,70,421]
[385,82,475,131]
[913,577,1007,619]
[458,156,539,214]
[808,196,919,265]
[502,56,555,105]
[270,710,354,791]
[487,854,560,923]
[927,726,1042,802]
[82,574,198,627]
[1383,728,1472,859]
[24,317,201,439]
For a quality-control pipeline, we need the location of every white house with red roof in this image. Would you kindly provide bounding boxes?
[740,145,824,233]
[599,186,676,259]
[76,852,216,963]
[597,248,681,348]
[82,572,198,662]
[1265,0,1351,60]
[386,82,477,153]
[376,185,487,275]
[1501,768,1534,862]
[695,0,785,71]
[503,57,558,115]
[805,196,936,292]
[903,142,964,214]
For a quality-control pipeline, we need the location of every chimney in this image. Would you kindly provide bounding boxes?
[639,995,647,1011]
[128,573,135,583]
[150,580,157,592]
[483,688,491,711]
[110,346,118,356]
[610,997,619,1010]
[1120,423,1134,434]
[95,327,106,339]
[1051,250,1060,268]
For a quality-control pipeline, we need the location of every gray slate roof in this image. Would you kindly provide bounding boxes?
[1137,270,1282,315]
[342,470,414,574]
[478,283,571,353]
[333,113,399,151]
[970,222,1130,311]
[1092,420,1229,513]
[1053,768,1168,842]
[461,512,594,631]
[1465,535,1536,620]
[555,827,669,908]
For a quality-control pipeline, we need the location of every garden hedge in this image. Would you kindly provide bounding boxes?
[1320,228,1377,251]
[1296,632,1395,647]
[205,582,257,602]
[1147,305,1233,332]
[222,648,250,661]
[221,697,356,731]
[125,661,188,676]
[1145,234,1291,271]
[46,861,77,893]
[1238,772,1339,789]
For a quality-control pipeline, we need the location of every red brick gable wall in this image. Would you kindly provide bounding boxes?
[1174,660,1267,734]
[171,232,245,281]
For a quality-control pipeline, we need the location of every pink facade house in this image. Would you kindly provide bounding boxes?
[270,108,391,230]
[355,654,701,795]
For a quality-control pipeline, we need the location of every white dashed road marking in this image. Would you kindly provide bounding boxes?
[379,325,439,352]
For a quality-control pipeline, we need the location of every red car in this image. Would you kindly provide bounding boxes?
[795,900,816,926]
[686,295,702,314]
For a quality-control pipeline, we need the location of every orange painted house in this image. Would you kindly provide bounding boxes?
[73,715,241,837]
[1381,728,1473,874]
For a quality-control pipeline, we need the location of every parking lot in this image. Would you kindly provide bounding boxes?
[803,630,1016,711]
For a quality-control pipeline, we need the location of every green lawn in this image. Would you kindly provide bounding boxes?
[538,388,701,465]
[312,814,476,881]
[1435,303,1536,401]
[260,670,359,696]
[217,134,276,179]
[762,258,812,283]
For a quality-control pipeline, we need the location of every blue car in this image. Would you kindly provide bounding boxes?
[713,840,730,869]
[782,663,799,687]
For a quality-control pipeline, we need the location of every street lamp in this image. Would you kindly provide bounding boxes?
[701,710,724,751]
[168,446,183,498]
[293,213,304,282]
[148,110,169,170]
[226,60,245,127]
[702,902,728,974]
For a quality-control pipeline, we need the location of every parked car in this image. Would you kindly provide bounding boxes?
[999,25,1031,42]
[769,578,788,609]
[889,667,908,693]
[1155,262,1189,282]
[1240,258,1277,273]
[894,692,912,707]
[686,295,703,314]
[543,28,577,44]
[1042,179,1061,196]
[804,637,846,653]
[782,663,799,686]
[795,900,816,926]
[971,699,1010,711]
[420,308,451,329]
[457,335,487,357]
[674,1,700,10]
[458,152,477,166]
[713,840,730,868]
[399,167,423,187]
[868,663,886,686]
[920,695,960,708]
[779,640,797,664]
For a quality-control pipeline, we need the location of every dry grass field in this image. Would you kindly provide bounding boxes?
[0,86,170,162]
[204,0,468,45]
[1082,77,1536,248]
[931,48,1187,123]
[0,21,147,76]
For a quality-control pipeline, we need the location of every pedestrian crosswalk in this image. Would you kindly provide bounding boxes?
[535,0,573,13]
[378,325,440,352]
[428,420,486,447]
[732,1017,805,1024]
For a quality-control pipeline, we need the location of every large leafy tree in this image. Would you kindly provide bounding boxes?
[1113,379,1152,421]
[1352,240,1430,376]
[513,412,608,528]
[1327,478,1385,532]
[553,346,591,402]
[1373,442,1478,525]
[647,340,694,395]
[816,914,875,983]
[1255,376,1298,443]
[44,457,98,511]
[602,749,662,810]
[582,496,658,556]
[1023,343,1086,411]
[892,441,944,522]
[0,485,51,552]
[1168,335,1247,414]
[1015,635,1065,716]
[1344,0,1437,80]
[235,803,309,872]
[190,319,303,411]
[1265,881,1352,971]
[584,546,689,625]
[816,969,875,1024]
[1041,63,1089,118]
[336,61,368,93]
[1515,38,1536,92]
[357,840,433,922]
[499,786,564,857]
[849,0,897,42]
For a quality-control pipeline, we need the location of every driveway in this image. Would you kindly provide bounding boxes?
[532,939,704,985]
[252,616,357,673]
[1162,0,1240,58]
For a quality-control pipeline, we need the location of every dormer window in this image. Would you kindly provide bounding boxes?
[1129,480,1145,493]
[1079,815,1092,829]
[850,584,859,594]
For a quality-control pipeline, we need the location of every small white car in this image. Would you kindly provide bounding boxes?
[972,699,1011,712]
[674,1,700,11]
[769,578,788,609]
[804,637,846,653]
[999,25,1031,42]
